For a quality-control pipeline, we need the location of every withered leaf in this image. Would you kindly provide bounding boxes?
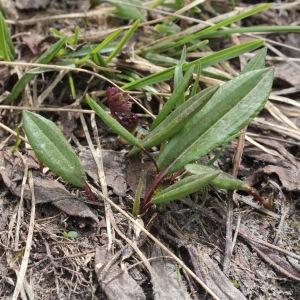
[79,149,127,196]
[95,246,145,300]
[0,150,99,223]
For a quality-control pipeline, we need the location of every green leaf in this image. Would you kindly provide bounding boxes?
[86,94,143,148]
[63,231,79,239]
[106,19,140,64]
[185,164,250,190]
[0,10,15,61]
[137,86,217,151]
[158,68,274,172]
[151,66,194,129]
[8,37,66,102]
[22,111,85,188]
[77,29,123,65]
[242,47,267,73]
[152,171,220,205]
[122,39,264,90]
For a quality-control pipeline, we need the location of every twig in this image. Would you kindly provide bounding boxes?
[12,171,36,300]
[89,183,221,300]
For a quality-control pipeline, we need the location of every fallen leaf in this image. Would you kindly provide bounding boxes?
[186,245,247,300]
[95,246,146,300]
[275,63,300,87]
[0,150,99,223]
[150,245,191,300]
[79,149,127,196]
[259,165,300,192]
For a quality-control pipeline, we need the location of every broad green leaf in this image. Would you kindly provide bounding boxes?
[86,94,143,148]
[151,66,194,129]
[22,111,85,187]
[242,47,267,73]
[106,19,140,63]
[9,37,66,102]
[0,10,15,61]
[152,171,220,205]
[122,39,264,90]
[158,68,274,172]
[129,86,217,156]
[185,164,250,191]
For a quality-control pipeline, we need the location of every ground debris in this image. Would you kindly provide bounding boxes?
[95,246,146,300]
[80,149,127,197]
[186,245,247,300]
[150,245,191,300]
[0,150,99,223]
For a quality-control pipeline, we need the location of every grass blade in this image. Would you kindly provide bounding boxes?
[242,47,267,73]
[122,39,264,90]
[86,94,143,148]
[106,19,140,63]
[8,37,66,102]
[0,10,15,61]
[22,111,85,187]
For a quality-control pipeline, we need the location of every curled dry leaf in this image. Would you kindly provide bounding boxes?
[95,246,146,300]
[0,150,99,223]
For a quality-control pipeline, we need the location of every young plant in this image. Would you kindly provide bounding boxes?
[88,48,274,214]
[22,111,86,188]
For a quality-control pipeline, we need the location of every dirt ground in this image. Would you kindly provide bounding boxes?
[0,0,299,299]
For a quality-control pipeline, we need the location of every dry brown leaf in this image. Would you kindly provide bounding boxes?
[79,149,127,196]
[186,245,247,300]
[275,63,300,87]
[0,150,99,223]
[95,246,146,300]
[150,245,191,300]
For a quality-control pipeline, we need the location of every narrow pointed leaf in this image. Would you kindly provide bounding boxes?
[151,66,194,129]
[185,164,250,191]
[0,11,15,61]
[22,111,85,187]
[86,95,143,148]
[152,171,220,205]
[122,39,264,90]
[158,68,274,172]
[9,37,66,102]
[242,47,267,73]
[129,86,217,156]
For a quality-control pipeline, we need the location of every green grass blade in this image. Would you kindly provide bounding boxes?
[141,3,271,53]
[185,164,250,190]
[86,94,143,148]
[122,39,264,90]
[152,171,220,205]
[158,68,274,172]
[0,10,15,61]
[200,25,300,39]
[77,29,123,65]
[151,66,194,129]
[22,111,85,187]
[8,37,66,102]
[106,19,140,63]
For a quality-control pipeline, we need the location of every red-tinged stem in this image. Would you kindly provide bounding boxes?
[248,189,271,209]
[84,181,98,202]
